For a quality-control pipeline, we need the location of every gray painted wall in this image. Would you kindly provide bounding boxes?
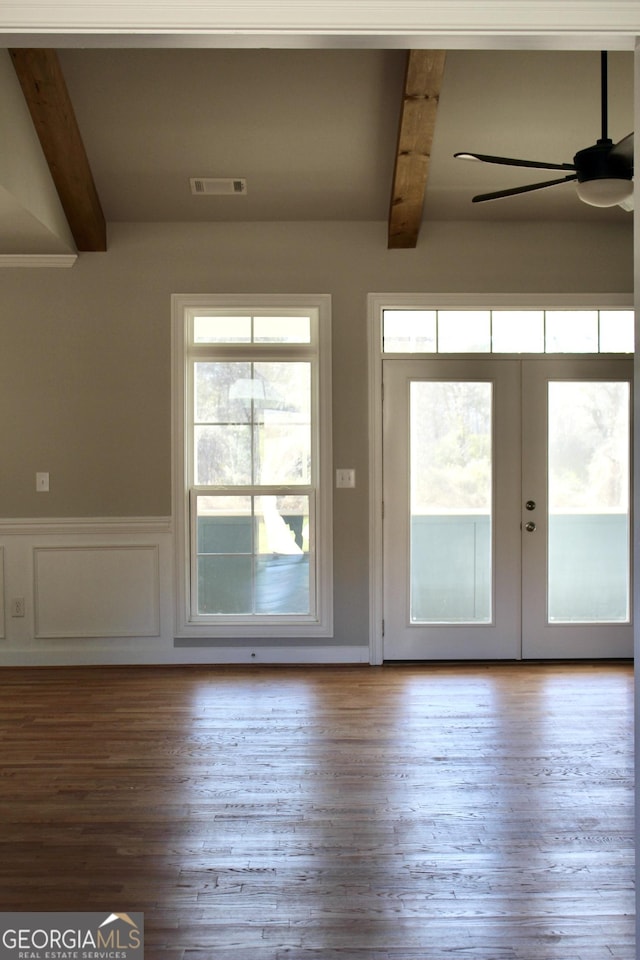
[0,217,633,651]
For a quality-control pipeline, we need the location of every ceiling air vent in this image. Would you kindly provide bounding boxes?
[190,177,248,196]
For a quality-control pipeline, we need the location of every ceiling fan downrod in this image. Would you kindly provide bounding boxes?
[600,50,610,145]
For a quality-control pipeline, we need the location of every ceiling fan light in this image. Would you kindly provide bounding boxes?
[576,177,633,207]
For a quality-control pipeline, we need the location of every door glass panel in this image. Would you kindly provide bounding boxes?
[410,381,492,623]
[548,381,630,623]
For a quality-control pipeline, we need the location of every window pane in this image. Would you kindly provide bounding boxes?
[599,310,634,353]
[545,311,598,352]
[410,381,492,623]
[492,311,544,353]
[381,304,632,356]
[195,361,311,485]
[254,362,311,485]
[548,381,630,623]
[195,425,251,485]
[255,495,310,614]
[195,361,251,422]
[193,314,311,344]
[198,556,253,613]
[257,494,309,553]
[196,495,253,614]
[197,495,253,553]
[194,315,251,343]
[437,311,491,352]
[195,494,311,615]
[254,316,311,343]
[382,310,437,353]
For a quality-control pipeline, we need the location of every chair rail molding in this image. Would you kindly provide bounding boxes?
[0,516,172,536]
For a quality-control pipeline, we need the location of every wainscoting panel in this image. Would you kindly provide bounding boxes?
[0,517,367,664]
[34,545,160,639]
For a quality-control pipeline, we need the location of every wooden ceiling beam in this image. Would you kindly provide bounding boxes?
[388,50,446,249]
[9,48,106,252]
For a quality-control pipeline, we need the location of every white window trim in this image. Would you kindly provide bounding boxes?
[172,293,333,639]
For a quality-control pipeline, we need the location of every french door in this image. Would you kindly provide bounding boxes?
[382,357,633,660]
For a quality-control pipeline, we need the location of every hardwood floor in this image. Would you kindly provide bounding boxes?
[0,662,634,959]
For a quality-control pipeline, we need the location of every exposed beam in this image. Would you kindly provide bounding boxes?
[9,48,106,252]
[388,50,446,249]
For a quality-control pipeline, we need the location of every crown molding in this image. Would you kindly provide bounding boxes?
[0,2,638,50]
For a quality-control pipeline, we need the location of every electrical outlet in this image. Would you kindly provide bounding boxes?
[11,598,25,618]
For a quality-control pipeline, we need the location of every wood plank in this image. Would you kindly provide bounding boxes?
[388,50,446,249]
[9,48,106,252]
[0,662,633,958]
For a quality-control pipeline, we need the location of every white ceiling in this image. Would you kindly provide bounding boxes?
[3,46,636,255]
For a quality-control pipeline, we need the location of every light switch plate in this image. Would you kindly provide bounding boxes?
[336,468,356,488]
[36,472,49,492]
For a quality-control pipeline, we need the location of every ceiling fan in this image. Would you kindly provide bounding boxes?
[454,52,634,210]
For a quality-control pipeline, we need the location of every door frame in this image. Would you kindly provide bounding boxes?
[367,293,634,665]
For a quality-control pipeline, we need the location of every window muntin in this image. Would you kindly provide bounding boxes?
[382,308,634,354]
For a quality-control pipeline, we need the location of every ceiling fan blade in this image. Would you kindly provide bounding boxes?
[610,132,634,164]
[472,174,578,203]
[455,151,575,172]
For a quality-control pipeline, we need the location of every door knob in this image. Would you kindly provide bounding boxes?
[525,500,536,511]
[524,521,536,532]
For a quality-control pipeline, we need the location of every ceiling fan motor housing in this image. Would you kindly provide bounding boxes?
[574,140,632,184]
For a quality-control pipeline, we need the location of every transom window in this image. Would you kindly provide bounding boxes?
[172,295,333,639]
[382,308,634,354]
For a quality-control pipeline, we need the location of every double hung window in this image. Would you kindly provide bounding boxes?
[173,295,332,638]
